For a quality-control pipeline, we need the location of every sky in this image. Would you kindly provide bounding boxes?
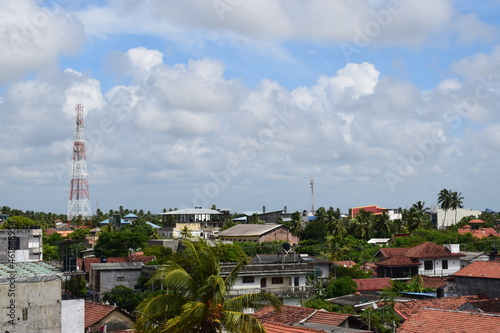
[1,0,500,215]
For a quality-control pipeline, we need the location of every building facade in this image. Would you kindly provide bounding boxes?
[0,228,43,262]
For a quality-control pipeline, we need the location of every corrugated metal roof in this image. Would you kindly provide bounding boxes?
[160,208,222,215]
[90,262,144,270]
[218,224,283,236]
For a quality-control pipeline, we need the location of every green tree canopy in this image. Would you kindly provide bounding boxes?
[324,276,357,298]
[135,239,281,332]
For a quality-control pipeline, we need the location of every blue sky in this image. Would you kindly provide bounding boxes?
[1,0,500,215]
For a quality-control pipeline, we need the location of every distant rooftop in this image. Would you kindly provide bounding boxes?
[160,208,222,215]
[0,261,62,283]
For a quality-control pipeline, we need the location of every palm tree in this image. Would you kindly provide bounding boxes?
[437,189,452,228]
[289,212,303,238]
[353,209,373,240]
[451,191,464,225]
[180,226,193,238]
[135,240,281,333]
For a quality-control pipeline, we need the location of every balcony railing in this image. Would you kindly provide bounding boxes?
[221,262,315,276]
[227,286,314,298]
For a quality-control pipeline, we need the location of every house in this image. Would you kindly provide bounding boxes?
[0,227,43,262]
[0,261,85,332]
[89,262,144,295]
[375,242,464,278]
[159,207,230,238]
[253,305,370,332]
[458,219,499,239]
[350,205,401,220]
[431,207,480,229]
[221,254,315,306]
[396,307,500,333]
[217,224,298,244]
[85,300,134,333]
[453,261,500,298]
[299,254,334,283]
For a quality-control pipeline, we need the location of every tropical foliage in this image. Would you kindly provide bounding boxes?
[135,240,281,333]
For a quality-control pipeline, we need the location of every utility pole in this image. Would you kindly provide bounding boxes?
[310,177,315,216]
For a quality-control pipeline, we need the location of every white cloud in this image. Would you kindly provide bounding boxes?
[0,0,84,86]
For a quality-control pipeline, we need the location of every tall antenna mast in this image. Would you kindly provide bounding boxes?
[310,177,315,216]
[67,103,91,222]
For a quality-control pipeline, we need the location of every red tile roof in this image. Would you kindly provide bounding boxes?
[396,308,500,333]
[353,277,392,291]
[377,248,408,259]
[420,276,449,289]
[465,298,500,313]
[335,260,357,268]
[453,261,500,279]
[469,219,486,224]
[458,227,499,239]
[376,242,464,268]
[252,305,349,327]
[394,295,483,320]
[405,242,464,259]
[376,257,420,266]
[84,301,119,328]
[263,322,326,333]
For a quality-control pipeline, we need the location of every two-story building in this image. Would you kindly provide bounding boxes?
[375,242,464,278]
[217,224,298,244]
[221,254,316,306]
[159,207,230,238]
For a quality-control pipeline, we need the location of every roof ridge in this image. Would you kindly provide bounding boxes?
[422,307,500,317]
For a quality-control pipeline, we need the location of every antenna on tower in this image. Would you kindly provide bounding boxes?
[310,177,315,216]
[67,103,91,223]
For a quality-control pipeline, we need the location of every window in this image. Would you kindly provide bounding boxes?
[271,277,284,285]
[442,260,448,270]
[242,276,254,283]
[116,276,125,281]
[424,261,433,270]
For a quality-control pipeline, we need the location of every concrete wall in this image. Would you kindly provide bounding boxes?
[260,227,298,244]
[0,278,61,333]
[455,277,500,299]
[61,299,84,333]
[98,269,143,293]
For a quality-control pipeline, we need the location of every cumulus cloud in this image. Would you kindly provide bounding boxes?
[73,0,493,49]
[0,0,84,86]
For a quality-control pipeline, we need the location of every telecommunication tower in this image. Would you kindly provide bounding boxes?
[67,103,91,222]
[310,177,315,216]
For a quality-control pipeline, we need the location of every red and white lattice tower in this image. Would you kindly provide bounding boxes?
[67,103,91,221]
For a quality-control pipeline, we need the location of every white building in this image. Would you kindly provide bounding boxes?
[222,254,317,306]
[431,207,481,229]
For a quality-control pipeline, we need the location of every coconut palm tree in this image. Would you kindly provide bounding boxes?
[437,189,453,228]
[289,211,303,238]
[135,240,281,333]
[180,226,193,238]
[451,191,464,225]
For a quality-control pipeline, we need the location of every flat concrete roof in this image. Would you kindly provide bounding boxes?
[218,224,283,237]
